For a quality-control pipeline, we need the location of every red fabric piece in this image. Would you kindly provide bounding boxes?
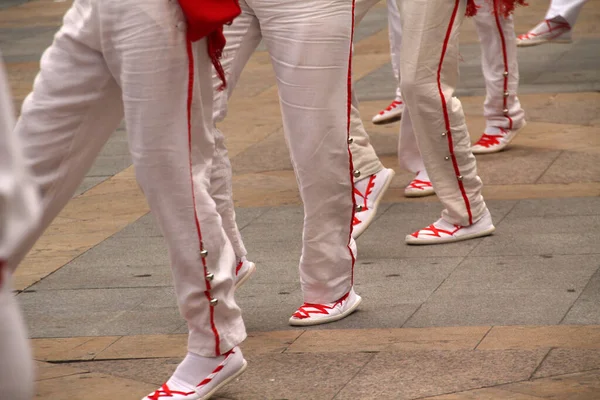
[466,0,528,17]
[177,0,241,89]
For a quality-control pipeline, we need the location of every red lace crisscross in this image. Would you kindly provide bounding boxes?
[518,19,570,41]
[354,174,377,210]
[379,100,403,115]
[408,179,432,191]
[292,292,350,319]
[411,224,461,238]
[148,383,194,399]
[352,214,362,226]
[474,128,508,148]
[197,348,236,389]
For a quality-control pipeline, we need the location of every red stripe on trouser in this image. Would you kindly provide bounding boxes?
[346,0,356,285]
[492,0,513,130]
[186,36,221,355]
[436,0,473,226]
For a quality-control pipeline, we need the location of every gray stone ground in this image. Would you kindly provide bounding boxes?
[20,197,600,337]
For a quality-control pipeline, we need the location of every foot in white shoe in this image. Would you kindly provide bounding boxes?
[471,124,524,154]
[372,98,404,125]
[352,168,395,239]
[143,347,247,400]
[289,288,362,326]
[404,170,435,198]
[517,19,572,47]
[235,257,256,289]
[406,209,495,245]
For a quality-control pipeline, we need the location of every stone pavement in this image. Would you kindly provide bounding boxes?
[2,0,600,399]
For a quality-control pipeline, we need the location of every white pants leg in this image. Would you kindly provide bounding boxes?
[10,0,245,357]
[0,55,38,400]
[342,0,384,180]
[0,273,34,400]
[211,3,262,261]
[398,0,486,226]
[387,0,403,100]
[545,0,588,26]
[254,0,355,303]
[473,0,525,133]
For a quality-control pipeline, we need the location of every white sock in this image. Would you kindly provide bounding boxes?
[415,170,430,182]
[166,352,226,391]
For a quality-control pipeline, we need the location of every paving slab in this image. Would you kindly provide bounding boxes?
[534,348,600,379]
[562,269,600,325]
[334,349,548,400]
[404,287,580,327]
[499,370,600,400]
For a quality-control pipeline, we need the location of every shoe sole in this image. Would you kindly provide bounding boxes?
[372,113,402,125]
[288,295,363,327]
[352,169,396,239]
[235,262,256,290]
[472,123,526,155]
[404,187,435,198]
[199,360,248,400]
[405,225,496,245]
[517,38,572,47]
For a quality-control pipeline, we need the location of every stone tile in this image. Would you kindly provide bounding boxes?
[538,151,600,184]
[32,336,121,362]
[510,122,600,154]
[352,257,463,303]
[500,370,600,400]
[506,197,600,218]
[353,2,387,43]
[220,352,374,400]
[112,213,162,238]
[231,128,293,174]
[534,348,600,379]
[233,207,270,230]
[31,262,173,290]
[478,326,600,350]
[335,349,547,400]
[481,183,600,201]
[421,388,544,399]
[287,326,490,353]
[13,167,150,290]
[516,92,600,127]
[562,270,600,325]
[474,147,561,185]
[19,287,162,338]
[441,255,599,291]
[63,358,180,387]
[97,335,187,360]
[232,170,303,207]
[35,371,156,400]
[404,288,579,327]
[36,361,87,382]
[74,177,108,197]
[86,155,132,177]
[469,216,600,256]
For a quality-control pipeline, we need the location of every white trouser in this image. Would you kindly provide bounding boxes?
[0,55,38,400]
[546,0,588,26]
[9,0,245,357]
[349,0,386,179]
[387,0,403,100]
[399,0,486,226]
[396,0,522,211]
[213,0,355,304]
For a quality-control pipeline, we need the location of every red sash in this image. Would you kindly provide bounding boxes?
[177,0,242,89]
[466,0,528,17]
